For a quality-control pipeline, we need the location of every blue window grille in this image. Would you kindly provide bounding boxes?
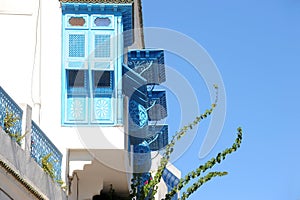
[31,121,63,180]
[69,34,86,58]
[95,34,111,58]
[0,87,23,140]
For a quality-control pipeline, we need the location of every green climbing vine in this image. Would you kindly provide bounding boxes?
[129,85,244,200]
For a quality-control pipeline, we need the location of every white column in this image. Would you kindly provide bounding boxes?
[20,104,32,151]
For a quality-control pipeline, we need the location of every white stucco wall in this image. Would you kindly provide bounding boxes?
[0,0,127,180]
[0,129,67,200]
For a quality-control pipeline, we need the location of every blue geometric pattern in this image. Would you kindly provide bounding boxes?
[128,99,148,128]
[92,97,112,122]
[0,87,23,139]
[69,34,85,57]
[67,97,87,122]
[95,34,111,58]
[31,121,63,180]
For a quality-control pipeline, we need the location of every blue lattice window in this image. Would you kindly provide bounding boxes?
[69,34,85,57]
[65,31,88,60]
[95,35,111,58]
[62,13,120,126]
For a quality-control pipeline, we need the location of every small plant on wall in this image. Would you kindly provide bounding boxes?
[41,153,66,189]
[2,108,25,145]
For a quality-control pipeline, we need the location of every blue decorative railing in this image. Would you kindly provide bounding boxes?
[0,86,23,139]
[31,121,62,180]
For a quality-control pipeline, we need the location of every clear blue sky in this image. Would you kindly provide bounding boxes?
[142,1,300,199]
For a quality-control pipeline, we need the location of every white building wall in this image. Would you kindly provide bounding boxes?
[0,1,174,198]
[0,0,126,180]
[0,0,38,107]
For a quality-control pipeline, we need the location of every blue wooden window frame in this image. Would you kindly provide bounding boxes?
[62,13,121,126]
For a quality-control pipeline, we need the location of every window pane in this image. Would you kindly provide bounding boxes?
[95,35,110,58]
[69,34,85,57]
[68,70,86,88]
[93,71,112,88]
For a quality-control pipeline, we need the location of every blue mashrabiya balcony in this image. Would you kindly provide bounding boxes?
[127,49,166,85]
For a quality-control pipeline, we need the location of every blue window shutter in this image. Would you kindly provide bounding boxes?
[65,69,89,124]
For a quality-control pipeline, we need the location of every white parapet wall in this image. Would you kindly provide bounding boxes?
[0,129,67,200]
